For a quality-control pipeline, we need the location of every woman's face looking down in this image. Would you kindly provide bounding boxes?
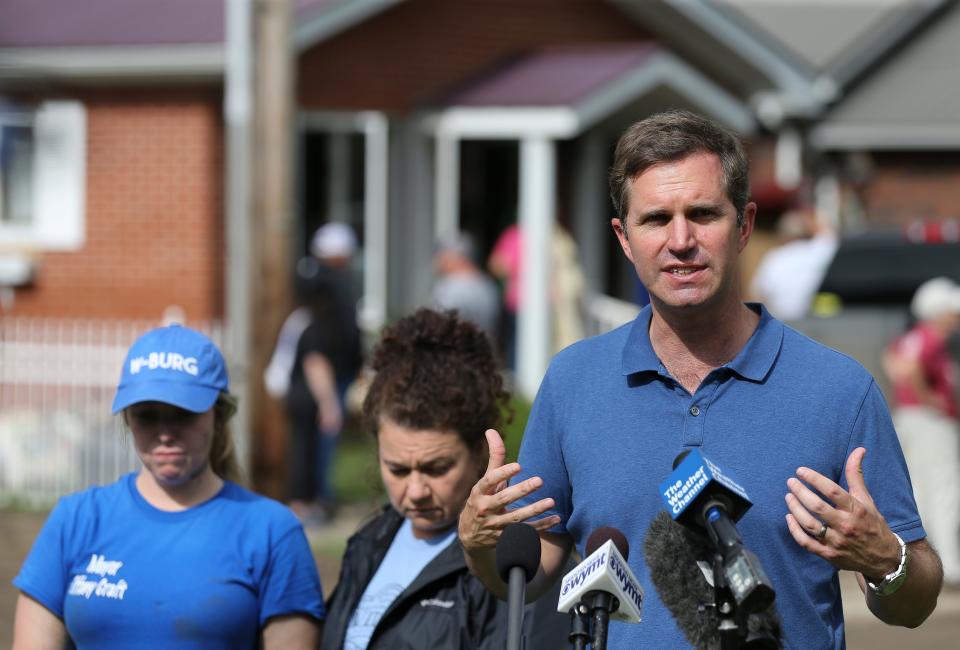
[377,418,483,539]
[128,401,216,488]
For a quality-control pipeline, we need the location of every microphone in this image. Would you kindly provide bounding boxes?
[644,510,782,649]
[660,449,775,614]
[556,527,643,650]
[496,523,541,650]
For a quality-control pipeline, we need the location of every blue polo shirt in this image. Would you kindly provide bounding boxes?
[514,304,923,649]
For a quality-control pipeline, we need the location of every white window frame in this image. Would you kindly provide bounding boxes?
[0,101,86,250]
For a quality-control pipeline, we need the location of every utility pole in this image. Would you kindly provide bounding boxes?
[224,0,254,478]
[251,0,294,496]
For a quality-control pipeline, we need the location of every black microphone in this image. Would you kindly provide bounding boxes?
[662,450,775,614]
[585,527,630,650]
[496,523,541,650]
[644,510,782,649]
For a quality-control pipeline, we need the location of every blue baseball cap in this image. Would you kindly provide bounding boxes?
[112,325,229,414]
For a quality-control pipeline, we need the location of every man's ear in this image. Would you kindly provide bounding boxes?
[738,202,757,252]
[611,217,634,263]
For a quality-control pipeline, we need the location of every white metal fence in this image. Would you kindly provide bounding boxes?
[583,292,642,338]
[0,318,226,508]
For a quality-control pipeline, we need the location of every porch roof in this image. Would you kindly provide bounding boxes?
[428,43,754,139]
[445,43,658,108]
[0,0,398,80]
[0,0,340,47]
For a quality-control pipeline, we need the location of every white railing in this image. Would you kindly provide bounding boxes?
[0,318,225,508]
[583,292,641,338]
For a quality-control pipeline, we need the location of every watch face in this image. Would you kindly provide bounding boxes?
[872,572,907,596]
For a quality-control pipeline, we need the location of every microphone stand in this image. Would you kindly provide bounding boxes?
[711,550,740,650]
[588,590,618,650]
[568,602,590,650]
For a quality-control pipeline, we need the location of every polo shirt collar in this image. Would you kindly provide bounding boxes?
[621,303,783,383]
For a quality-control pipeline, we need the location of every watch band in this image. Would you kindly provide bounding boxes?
[866,532,908,597]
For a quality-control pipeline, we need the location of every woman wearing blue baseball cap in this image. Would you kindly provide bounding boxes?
[12,324,325,649]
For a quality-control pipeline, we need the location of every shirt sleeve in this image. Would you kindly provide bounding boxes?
[511,366,573,534]
[258,524,326,625]
[297,322,331,358]
[843,379,926,542]
[12,498,71,618]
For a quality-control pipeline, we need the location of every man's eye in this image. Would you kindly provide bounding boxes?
[643,214,670,225]
[389,467,410,478]
[423,465,452,477]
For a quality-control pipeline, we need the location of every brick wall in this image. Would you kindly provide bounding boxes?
[11,87,225,322]
[298,0,650,111]
[858,152,960,227]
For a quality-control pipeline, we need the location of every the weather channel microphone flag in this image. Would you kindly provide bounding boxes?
[659,448,751,527]
[556,539,643,624]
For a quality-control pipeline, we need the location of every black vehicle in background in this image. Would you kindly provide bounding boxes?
[791,225,960,399]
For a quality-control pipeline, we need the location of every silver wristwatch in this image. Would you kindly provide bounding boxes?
[866,532,908,597]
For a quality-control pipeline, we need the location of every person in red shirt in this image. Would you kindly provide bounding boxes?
[885,276,960,586]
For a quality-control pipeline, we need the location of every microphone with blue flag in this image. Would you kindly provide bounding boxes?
[659,449,775,614]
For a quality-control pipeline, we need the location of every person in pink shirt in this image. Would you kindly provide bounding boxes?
[885,276,960,586]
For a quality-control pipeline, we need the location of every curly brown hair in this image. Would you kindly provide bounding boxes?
[363,309,508,450]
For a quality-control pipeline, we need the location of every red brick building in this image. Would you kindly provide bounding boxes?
[3,0,958,494]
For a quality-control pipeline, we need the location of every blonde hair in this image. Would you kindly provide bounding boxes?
[211,393,243,483]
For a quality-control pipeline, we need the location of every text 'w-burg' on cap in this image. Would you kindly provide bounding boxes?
[111,325,229,414]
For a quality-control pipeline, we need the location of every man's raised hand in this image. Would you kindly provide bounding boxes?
[458,429,561,554]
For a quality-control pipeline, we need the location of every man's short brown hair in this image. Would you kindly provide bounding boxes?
[609,110,750,226]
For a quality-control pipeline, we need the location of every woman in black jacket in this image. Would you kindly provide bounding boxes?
[322,309,565,649]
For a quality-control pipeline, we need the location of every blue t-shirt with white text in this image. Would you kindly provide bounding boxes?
[14,473,324,648]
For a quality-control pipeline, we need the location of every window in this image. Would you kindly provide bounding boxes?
[0,101,86,250]
[1,118,34,225]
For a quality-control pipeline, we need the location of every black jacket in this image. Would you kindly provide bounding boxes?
[321,506,569,650]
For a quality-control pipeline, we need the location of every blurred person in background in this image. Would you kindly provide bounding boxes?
[264,222,360,400]
[265,222,363,525]
[487,223,522,369]
[322,309,566,649]
[13,325,324,649]
[286,271,362,526]
[749,206,838,321]
[885,277,960,587]
[488,223,587,364]
[432,231,500,340]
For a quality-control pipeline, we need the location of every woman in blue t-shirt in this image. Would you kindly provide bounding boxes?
[13,325,325,649]
[321,308,567,650]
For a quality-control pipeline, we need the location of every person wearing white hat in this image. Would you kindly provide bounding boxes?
[14,325,325,649]
[885,276,960,586]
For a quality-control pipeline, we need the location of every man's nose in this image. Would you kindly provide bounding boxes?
[667,216,695,253]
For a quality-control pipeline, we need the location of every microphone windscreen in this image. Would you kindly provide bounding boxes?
[586,526,631,561]
[644,511,782,649]
[496,523,541,583]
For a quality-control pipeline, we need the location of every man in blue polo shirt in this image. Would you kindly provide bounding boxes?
[458,110,942,647]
